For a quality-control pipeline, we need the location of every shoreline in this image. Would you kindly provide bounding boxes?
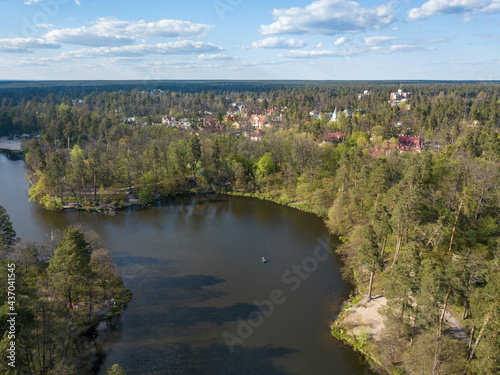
[33,187,382,373]
[331,295,389,374]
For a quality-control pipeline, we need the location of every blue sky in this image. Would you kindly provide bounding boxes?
[0,0,499,80]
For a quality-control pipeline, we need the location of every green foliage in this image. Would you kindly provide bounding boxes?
[403,333,466,375]
[47,227,91,309]
[256,152,276,177]
[106,364,127,375]
[0,205,17,254]
[0,225,130,374]
[138,188,154,204]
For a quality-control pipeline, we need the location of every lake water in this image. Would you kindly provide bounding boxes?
[0,152,371,375]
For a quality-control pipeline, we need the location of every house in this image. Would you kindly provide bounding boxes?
[267,108,282,122]
[397,136,423,152]
[162,116,178,126]
[249,114,267,129]
[250,129,265,141]
[343,109,352,117]
[390,88,411,106]
[227,114,238,122]
[179,118,192,128]
[200,118,226,132]
[231,121,241,129]
[358,90,371,100]
[232,103,246,115]
[321,132,345,143]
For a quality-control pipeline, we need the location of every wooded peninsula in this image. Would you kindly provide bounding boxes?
[0,80,499,375]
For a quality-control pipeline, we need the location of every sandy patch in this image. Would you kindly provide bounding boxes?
[342,296,387,341]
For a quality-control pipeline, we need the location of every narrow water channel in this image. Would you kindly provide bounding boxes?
[0,152,371,375]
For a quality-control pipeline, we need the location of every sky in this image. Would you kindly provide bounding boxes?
[0,0,499,80]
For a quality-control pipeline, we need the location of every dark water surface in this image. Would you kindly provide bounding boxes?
[0,153,370,375]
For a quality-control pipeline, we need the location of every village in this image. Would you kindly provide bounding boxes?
[113,86,424,155]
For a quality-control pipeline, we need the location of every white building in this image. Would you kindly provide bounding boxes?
[330,108,338,122]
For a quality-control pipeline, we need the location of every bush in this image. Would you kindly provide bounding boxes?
[138,189,154,203]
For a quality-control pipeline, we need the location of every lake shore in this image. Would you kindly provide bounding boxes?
[331,294,389,374]
[29,184,384,373]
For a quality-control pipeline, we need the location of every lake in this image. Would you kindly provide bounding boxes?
[0,152,371,375]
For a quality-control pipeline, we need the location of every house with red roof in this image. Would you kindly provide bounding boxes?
[249,114,268,129]
[321,132,345,143]
[250,129,265,141]
[397,136,423,152]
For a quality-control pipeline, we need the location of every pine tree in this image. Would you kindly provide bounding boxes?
[358,225,383,301]
[47,227,91,310]
[189,135,202,183]
[0,205,17,254]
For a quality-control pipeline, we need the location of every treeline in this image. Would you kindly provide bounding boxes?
[0,205,131,375]
[8,82,500,374]
[2,81,500,141]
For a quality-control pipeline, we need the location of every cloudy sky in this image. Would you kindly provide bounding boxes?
[0,0,499,80]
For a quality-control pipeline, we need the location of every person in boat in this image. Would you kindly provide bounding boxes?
[261,257,268,262]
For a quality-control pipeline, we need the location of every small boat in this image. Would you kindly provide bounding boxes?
[261,257,268,263]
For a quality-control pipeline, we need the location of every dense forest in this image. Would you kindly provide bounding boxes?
[1,81,499,374]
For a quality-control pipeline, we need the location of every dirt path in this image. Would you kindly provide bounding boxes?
[444,310,468,342]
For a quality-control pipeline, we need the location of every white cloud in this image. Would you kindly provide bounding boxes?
[199,53,235,60]
[260,0,395,35]
[283,40,427,58]
[46,33,135,47]
[25,0,80,4]
[0,38,60,53]
[282,49,359,58]
[251,37,307,49]
[139,60,225,72]
[370,44,426,53]
[73,41,223,58]
[423,37,452,44]
[334,37,348,46]
[407,0,500,21]
[34,23,54,29]
[387,45,425,53]
[44,17,215,47]
[364,36,398,46]
[17,41,223,62]
[316,43,324,48]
